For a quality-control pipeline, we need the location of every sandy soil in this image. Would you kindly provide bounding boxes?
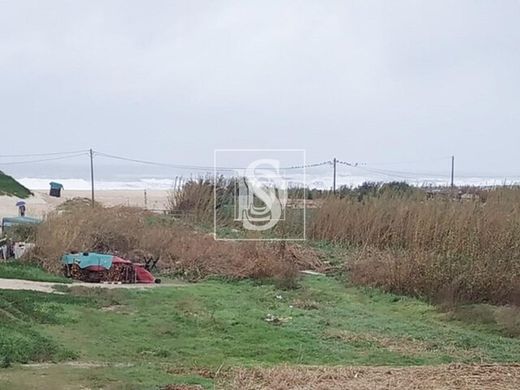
[0,277,183,292]
[227,364,520,390]
[0,189,169,219]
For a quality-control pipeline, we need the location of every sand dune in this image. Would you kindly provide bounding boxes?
[0,190,170,219]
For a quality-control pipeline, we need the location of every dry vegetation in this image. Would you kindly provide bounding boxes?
[310,188,520,305]
[224,364,520,390]
[30,204,323,285]
[29,182,520,306]
[167,179,216,223]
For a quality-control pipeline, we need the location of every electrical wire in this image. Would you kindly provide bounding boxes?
[334,159,451,179]
[95,151,331,172]
[0,150,89,158]
[281,161,332,170]
[355,166,449,179]
[353,166,427,181]
[0,148,467,183]
[95,151,232,171]
[0,152,88,166]
[337,160,363,167]
[360,156,453,166]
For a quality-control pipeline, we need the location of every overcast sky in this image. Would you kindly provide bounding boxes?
[1,1,519,175]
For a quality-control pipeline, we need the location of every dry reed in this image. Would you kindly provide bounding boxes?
[311,188,520,305]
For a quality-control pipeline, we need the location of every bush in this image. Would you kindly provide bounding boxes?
[167,177,235,225]
[3,223,38,242]
[31,206,324,284]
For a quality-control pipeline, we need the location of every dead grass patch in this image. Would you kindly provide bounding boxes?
[445,304,520,338]
[222,364,520,390]
[495,306,520,337]
[323,329,482,359]
[291,298,320,310]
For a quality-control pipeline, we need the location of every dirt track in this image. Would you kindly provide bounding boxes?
[0,277,174,293]
[226,364,520,389]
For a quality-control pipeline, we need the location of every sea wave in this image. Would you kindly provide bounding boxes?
[17,177,177,191]
[16,174,516,191]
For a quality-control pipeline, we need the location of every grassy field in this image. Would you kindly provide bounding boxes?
[0,262,71,283]
[1,276,519,389]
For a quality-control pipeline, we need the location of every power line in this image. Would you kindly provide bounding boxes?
[337,160,362,167]
[354,166,448,178]
[95,151,233,171]
[95,151,331,171]
[0,150,89,158]
[335,160,452,179]
[353,166,427,181]
[0,148,331,172]
[359,156,453,166]
[0,148,465,183]
[0,152,88,166]
[281,161,332,170]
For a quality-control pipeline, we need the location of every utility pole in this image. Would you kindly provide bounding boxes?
[333,157,337,194]
[89,148,95,206]
[450,155,455,188]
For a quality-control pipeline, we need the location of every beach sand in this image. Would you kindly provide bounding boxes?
[0,190,170,219]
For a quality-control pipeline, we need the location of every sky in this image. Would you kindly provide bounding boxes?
[1,0,519,178]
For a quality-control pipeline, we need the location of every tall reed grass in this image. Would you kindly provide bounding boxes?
[310,188,520,305]
[167,178,306,239]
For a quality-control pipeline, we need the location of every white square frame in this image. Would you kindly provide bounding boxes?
[213,149,307,241]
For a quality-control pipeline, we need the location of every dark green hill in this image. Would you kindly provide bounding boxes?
[0,171,32,198]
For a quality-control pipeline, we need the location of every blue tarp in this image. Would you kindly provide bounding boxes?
[62,252,114,270]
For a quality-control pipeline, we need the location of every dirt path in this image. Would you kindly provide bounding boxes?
[0,277,182,293]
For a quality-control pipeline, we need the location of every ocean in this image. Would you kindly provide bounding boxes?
[4,162,518,191]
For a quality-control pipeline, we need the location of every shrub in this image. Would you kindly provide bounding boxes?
[31,206,324,285]
[167,177,235,225]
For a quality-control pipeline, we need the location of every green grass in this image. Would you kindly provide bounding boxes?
[0,171,32,198]
[1,276,518,388]
[0,262,70,283]
[0,290,90,365]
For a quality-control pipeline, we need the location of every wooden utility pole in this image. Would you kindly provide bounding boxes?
[450,155,455,188]
[333,157,337,194]
[90,148,95,206]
